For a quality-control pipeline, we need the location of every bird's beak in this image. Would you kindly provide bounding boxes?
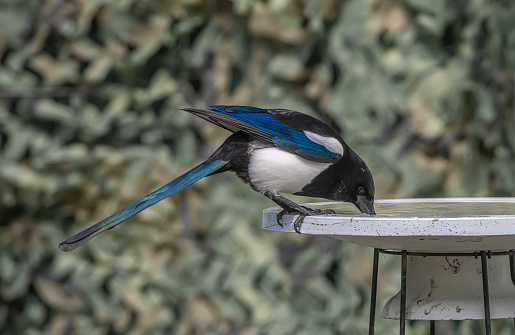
[356,195,375,215]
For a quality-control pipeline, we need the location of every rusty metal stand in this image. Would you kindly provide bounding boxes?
[368,249,515,335]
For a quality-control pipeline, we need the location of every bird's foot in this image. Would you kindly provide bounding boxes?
[293,207,335,233]
[276,207,335,233]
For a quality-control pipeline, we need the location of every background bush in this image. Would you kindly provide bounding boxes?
[0,0,513,334]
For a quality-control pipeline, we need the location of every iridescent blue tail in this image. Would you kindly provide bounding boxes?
[59,160,228,251]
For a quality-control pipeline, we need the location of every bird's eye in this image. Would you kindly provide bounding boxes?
[358,187,366,195]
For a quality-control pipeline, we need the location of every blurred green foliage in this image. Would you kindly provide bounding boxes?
[0,0,514,334]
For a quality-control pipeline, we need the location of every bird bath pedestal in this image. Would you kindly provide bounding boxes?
[262,198,515,335]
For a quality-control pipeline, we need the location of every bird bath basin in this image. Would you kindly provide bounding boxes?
[262,198,515,324]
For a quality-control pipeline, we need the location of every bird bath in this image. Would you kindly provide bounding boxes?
[262,198,515,334]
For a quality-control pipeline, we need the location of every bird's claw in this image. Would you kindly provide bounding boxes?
[276,207,335,233]
[276,208,296,227]
[293,214,307,233]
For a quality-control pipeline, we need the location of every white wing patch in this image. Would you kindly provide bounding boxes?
[304,131,344,156]
[249,147,330,194]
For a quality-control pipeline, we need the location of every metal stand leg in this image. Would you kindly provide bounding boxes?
[509,251,515,334]
[430,320,435,335]
[369,248,379,335]
[400,250,407,335]
[480,251,491,335]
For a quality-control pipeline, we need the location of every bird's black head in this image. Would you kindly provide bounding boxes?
[332,149,375,215]
[295,147,376,214]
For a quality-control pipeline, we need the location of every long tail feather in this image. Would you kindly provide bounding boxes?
[59,159,228,252]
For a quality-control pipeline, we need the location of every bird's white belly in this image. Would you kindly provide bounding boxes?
[248,147,331,194]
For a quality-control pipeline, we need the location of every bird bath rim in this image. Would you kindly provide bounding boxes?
[262,197,515,253]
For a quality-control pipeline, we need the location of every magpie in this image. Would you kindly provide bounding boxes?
[59,106,375,251]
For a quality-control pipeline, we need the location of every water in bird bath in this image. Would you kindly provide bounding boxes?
[307,198,515,217]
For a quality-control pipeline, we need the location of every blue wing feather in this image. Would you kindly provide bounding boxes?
[208,105,342,163]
